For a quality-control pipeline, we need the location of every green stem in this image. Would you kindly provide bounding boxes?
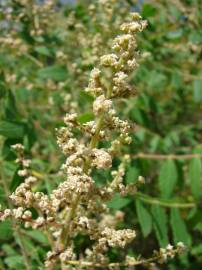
[24,53,43,67]
[136,192,196,209]
[90,115,104,149]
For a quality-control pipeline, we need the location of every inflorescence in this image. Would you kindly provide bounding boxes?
[0,12,185,269]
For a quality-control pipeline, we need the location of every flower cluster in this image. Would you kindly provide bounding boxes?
[157,242,186,264]
[0,11,185,270]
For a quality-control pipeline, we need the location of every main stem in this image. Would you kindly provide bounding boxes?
[58,114,104,251]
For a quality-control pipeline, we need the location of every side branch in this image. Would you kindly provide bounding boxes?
[131,153,202,160]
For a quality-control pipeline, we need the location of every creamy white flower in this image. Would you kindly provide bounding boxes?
[92,149,112,169]
[93,95,112,115]
[100,53,118,67]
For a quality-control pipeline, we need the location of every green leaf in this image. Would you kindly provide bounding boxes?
[25,119,37,149]
[125,166,139,184]
[38,65,67,81]
[170,208,191,246]
[0,81,6,98]
[9,167,24,192]
[169,5,181,19]
[171,73,182,89]
[142,3,157,17]
[189,31,202,44]
[167,29,183,40]
[5,89,19,120]
[2,244,17,256]
[135,199,152,237]
[192,244,202,256]
[130,108,150,128]
[150,136,161,152]
[79,91,94,103]
[0,186,6,202]
[34,46,52,56]
[151,205,168,247]
[18,236,42,263]
[77,112,94,124]
[15,87,30,103]
[147,71,167,92]
[188,158,202,199]
[26,230,49,245]
[0,221,13,240]
[4,255,24,269]
[158,160,178,198]
[2,138,20,161]
[0,121,25,139]
[108,194,131,210]
[193,80,202,103]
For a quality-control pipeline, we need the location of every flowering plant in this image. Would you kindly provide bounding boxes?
[0,10,185,270]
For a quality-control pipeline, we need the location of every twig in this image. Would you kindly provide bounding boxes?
[62,249,180,269]
[24,53,44,68]
[131,153,202,160]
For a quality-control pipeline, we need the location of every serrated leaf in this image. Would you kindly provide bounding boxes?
[170,208,191,246]
[189,157,202,199]
[107,194,131,210]
[158,160,178,198]
[151,205,168,247]
[135,199,152,237]
[0,121,25,139]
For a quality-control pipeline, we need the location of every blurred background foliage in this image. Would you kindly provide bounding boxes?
[0,0,201,269]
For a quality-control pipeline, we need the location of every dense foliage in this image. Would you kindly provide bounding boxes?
[0,0,201,269]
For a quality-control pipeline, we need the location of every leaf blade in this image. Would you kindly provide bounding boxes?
[135,199,152,237]
[151,205,168,247]
[0,121,25,139]
[158,160,178,198]
[189,158,202,199]
[170,208,191,246]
